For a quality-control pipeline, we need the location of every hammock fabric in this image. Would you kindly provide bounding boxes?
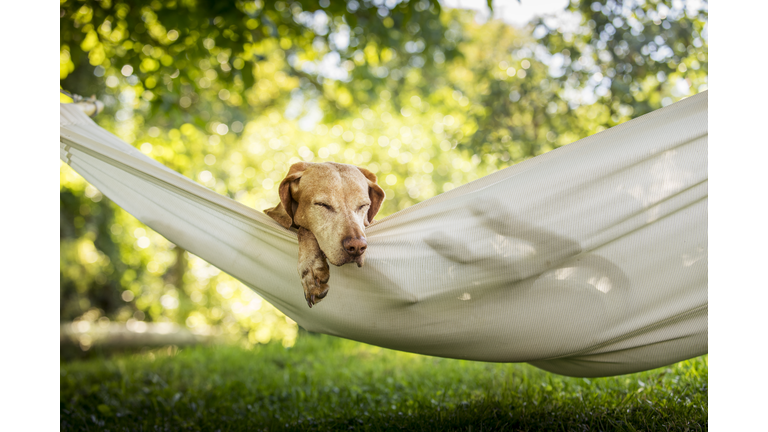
[60,92,708,377]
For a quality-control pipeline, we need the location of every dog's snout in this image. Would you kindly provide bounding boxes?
[342,237,367,256]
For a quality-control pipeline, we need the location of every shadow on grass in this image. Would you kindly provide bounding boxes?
[60,399,707,431]
[61,336,707,431]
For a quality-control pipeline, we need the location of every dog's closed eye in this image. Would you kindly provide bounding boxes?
[357,204,369,212]
[314,202,335,212]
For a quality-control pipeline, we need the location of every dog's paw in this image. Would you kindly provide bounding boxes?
[299,255,330,308]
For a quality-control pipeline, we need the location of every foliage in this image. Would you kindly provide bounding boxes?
[60,0,708,346]
[60,336,708,431]
[536,0,708,117]
[60,0,453,123]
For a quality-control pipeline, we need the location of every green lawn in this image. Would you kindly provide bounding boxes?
[60,334,707,431]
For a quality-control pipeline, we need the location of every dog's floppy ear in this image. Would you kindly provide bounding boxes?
[273,162,309,228]
[357,167,386,226]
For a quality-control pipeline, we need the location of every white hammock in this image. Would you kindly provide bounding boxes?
[59,92,708,377]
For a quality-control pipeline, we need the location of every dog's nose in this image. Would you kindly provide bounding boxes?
[342,237,367,257]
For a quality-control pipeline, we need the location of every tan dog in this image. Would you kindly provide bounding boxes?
[265,162,385,308]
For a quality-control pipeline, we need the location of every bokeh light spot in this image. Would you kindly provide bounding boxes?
[137,236,150,248]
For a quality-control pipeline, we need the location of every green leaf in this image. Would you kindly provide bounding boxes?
[242,62,255,90]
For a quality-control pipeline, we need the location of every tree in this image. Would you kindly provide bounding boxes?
[60,0,707,347]
[60,0,455,125]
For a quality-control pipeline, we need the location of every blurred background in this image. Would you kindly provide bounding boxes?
[60,0,708,354]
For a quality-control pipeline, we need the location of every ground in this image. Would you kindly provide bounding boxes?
[60,334,707,431]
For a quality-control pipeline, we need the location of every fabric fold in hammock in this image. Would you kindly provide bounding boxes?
[59,91,708,377]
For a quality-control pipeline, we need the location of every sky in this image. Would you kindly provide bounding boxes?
[440,0,571,27]
[441,0,708,28]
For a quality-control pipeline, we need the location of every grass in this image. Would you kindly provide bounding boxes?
[60,334,707,431]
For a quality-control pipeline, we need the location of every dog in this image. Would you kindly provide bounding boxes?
[265,162,385,308]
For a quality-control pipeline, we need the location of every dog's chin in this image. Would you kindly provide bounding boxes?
[327,253,366,268]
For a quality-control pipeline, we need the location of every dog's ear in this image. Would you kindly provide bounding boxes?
[276,162,310,227]
[357,167,386,226]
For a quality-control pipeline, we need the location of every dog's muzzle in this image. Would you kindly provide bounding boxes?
[342,236,367,257]
[342,236,367,267]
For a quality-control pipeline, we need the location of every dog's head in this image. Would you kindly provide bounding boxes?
[274,162,385,267]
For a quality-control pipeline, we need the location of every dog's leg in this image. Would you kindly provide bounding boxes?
[297,227,331,308]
